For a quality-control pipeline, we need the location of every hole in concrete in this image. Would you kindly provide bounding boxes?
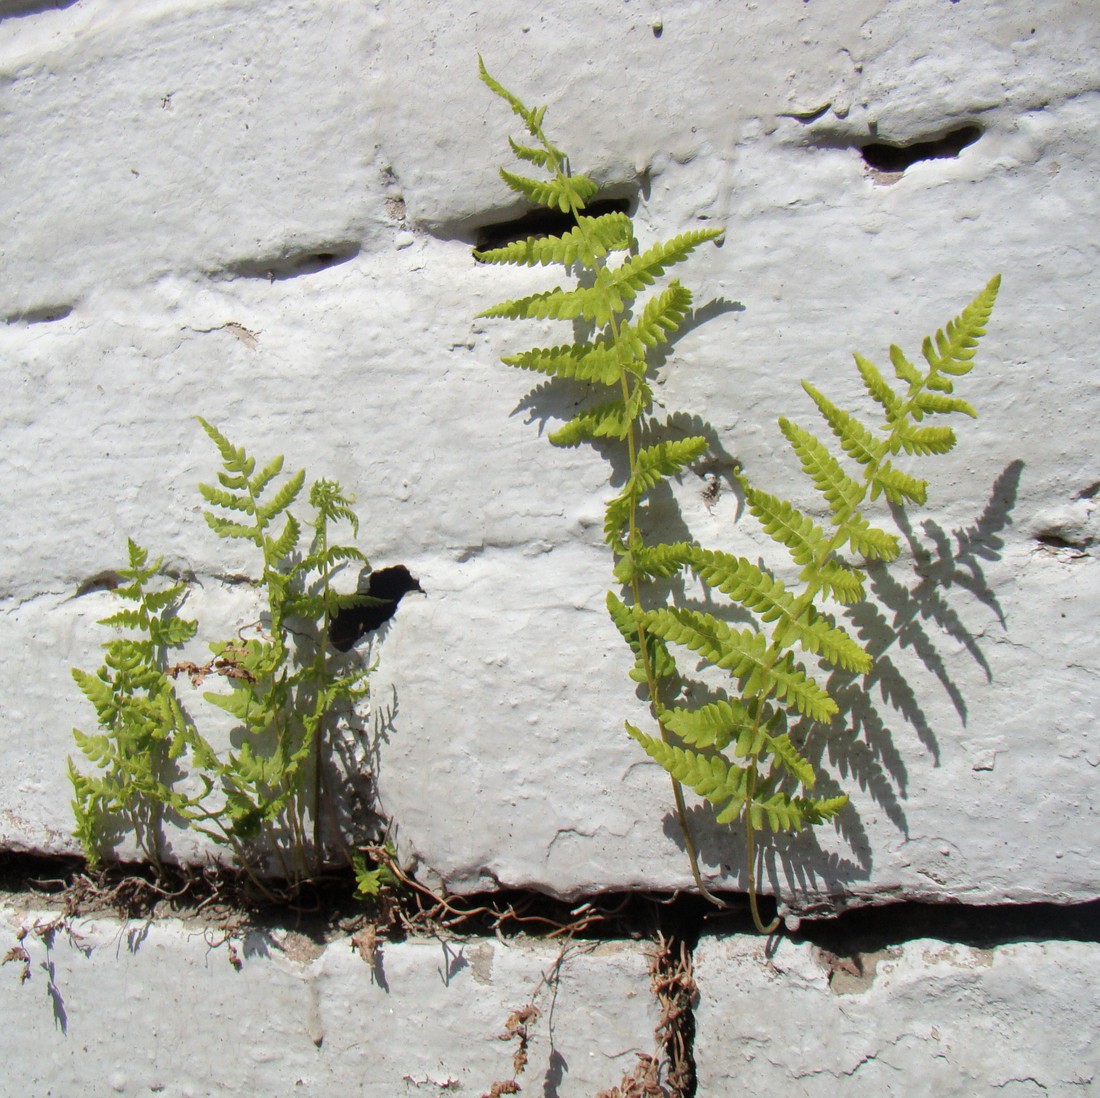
[473,195,635,258]
[861,124,982,173]
[0,0,79,19]
[75,571,125,597]
[4,303,74,325]
[218,242,361,281]
[1035,532,1091,551]
[328,564,425,652]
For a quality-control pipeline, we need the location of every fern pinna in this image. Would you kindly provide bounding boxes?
[476,61,999,930]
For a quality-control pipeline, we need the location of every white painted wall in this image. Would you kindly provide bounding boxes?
[2,0,1098,913]
[3,3,1099,1093]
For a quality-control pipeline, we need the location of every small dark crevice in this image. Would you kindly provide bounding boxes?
[861,124,982,174]
[1035,532,1092,551]
[74,571,125,598]
[216,243,360,282]
[791,898,1100,951]
[1074,482,1100,501]
[4,303,74,325]
[473,195,635,258]
[0,0,78,19]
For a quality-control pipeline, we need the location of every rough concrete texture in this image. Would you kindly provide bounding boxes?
[0,904,659,1097]
[1,0,1098,911]
[693,932,1100,1095]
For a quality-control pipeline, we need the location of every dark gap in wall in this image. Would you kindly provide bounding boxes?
[861,124,982,173]
[0,0,78,19]
[218,242,360,282]
[793,897,1100,953]
[4,303,74,325]
[473,196,635,258]
[1035,532,1092,551]
[1,852,1095,949]
[75,571,125,597]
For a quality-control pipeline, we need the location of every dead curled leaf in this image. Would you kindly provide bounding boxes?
[351,925,378,963]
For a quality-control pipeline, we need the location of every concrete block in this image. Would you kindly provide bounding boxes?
[694,932,1100,1095]
[0,904,659,1097]
[0,0,1097,912]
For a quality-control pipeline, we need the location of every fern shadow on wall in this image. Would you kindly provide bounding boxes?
[665,459,1023,906]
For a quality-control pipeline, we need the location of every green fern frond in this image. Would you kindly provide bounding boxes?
[258,468,306,523]
[475,213,633,268]
[757,651,838,722]
[611,230,724,297]
[477,65,1001,930]
[912,390,978,419]
[802,382,886,468]
[627,724,749,805]
[203,514,257,541]
[662,697,755,751]
[309,478,361,536]
[816,559,866,604]
[869,461,928,505]
[478,56,559,154]
[643,607,834,716]
[765,732,815,788]
[196,417,253,478]
[507,135,559,169]
[607,592,677,682]
[141,584,185,614]
[889,344,924,386]
[311,545,369,571]
[150,616,198,648]
[625,282,695,352]
[628,437,709,495]
[854,353,904,424]
[780,418,864,519]
[197,482,252,513]
[742,484,829,570]
[97,608,145,631]
[921,274,1001,376]
[629,541,695,579]
[549,387,648,447]
[249,454,285,497]
[502,340,621,386]
[749,791,848,832]
[837,513,900,561]
[894,423,957,456]
[498,167,599,212]
[477,284,599,324]
[124,538,149,572]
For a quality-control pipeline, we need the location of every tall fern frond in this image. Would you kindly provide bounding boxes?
[477,62,1000,932]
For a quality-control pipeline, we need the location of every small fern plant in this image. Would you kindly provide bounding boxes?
[69,540,199,869]
[475,62,1000,930]
[70,419,377,896]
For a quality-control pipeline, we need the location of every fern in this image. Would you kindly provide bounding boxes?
[477,63,1000,930]
[70,424,376,896]
[69,539,197,868]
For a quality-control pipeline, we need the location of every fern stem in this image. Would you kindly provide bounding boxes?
[744,816,781,934]
[595,217,725,909]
